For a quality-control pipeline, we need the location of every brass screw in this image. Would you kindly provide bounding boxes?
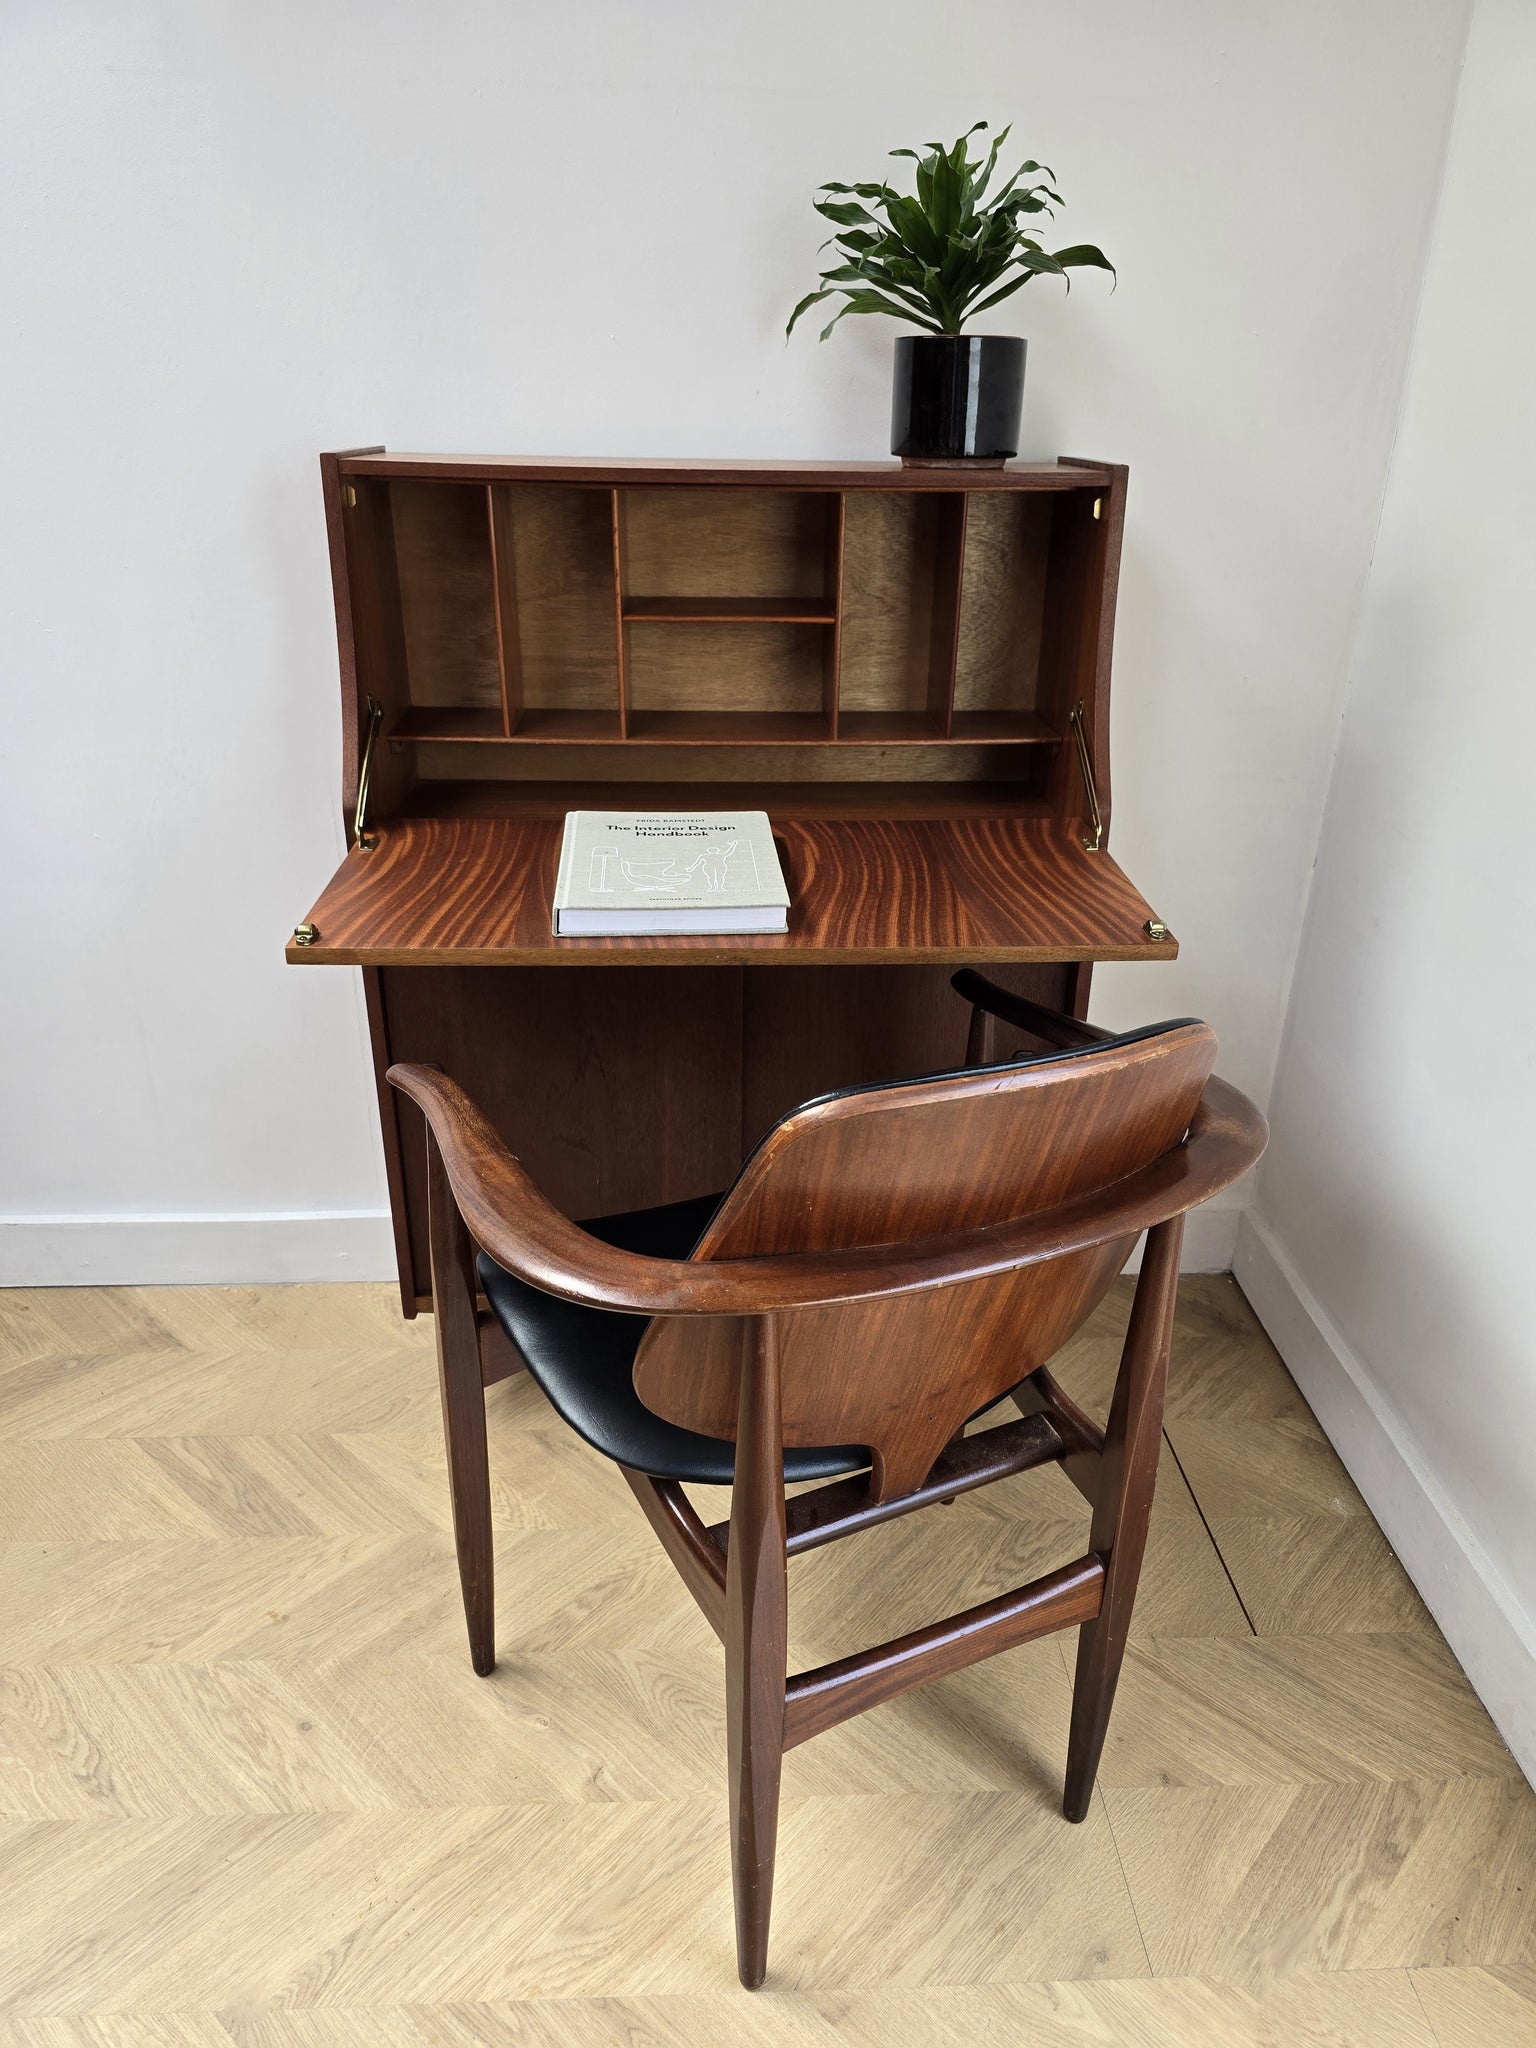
[292,922,318,947]
[1144,919,1171,942]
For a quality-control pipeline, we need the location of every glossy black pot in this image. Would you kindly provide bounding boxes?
[891,334,1026,463]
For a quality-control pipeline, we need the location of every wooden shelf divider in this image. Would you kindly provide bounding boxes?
[947,711,1058,746]
[486,483,523,736]
[389,706,508,744]
[391,706,626,745]
[826,494,846,740]
[624,709,834,746]
[931,494,969,739]
[621,596,837,624]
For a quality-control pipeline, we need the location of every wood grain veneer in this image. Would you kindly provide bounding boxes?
[620,487,838,602]
[625,626,830,721]
[838,492,943,716]
[391,481,501,711]
[401,778,1053,818]
[631,1020,1218,1498]
[377,962,1078,1306]
[955,491,1052,715]
[287,814,1175,967]
[402,742,1052,784]
[387,1053,1265,1325]
[493,483,619,711]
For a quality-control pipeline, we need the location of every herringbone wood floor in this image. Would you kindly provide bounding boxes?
[0,1274,1531,2046]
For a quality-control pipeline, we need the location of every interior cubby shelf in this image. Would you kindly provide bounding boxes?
[621,596,838,623]
[391,706,621,745]
[389,706,1056,747]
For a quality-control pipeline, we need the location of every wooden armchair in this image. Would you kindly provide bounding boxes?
[388,971,1267,1988]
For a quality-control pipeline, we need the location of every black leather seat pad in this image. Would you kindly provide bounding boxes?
[477,1192,869,1485]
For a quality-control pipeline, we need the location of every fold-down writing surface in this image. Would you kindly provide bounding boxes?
[287,814,1175,967]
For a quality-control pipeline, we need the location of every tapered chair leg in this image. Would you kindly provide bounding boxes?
[427,1126,496,1676]
[1063,1216,1183,1820]
[725,1315,788,1989]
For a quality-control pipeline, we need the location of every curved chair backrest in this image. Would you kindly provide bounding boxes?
[632,1019,1218,1498]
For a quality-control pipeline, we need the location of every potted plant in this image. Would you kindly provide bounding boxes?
[788,122,1114,464]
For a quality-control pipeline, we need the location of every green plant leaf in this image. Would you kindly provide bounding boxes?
[818,289,945,340]
[822,256,954,324]
[931,147,963,237]
[911,148,935,220]
[1048,242,1117,279]
[960,272,1036,319]
[786,285,839,337]
[884,193,945,265]
[971,122,1011,207]
[789,124,1113,340]
[819,180,896,201]
[814,198,877,228]
[819,262,942,316]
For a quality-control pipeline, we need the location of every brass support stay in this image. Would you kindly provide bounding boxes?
[1068,701,1104,853]
[354,695,383,851]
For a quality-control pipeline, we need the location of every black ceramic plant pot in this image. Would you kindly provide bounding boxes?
[891,334,1026,463]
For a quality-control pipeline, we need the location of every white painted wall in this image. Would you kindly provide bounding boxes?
[0,0,1469,1282]
[1239,0,1536,1777]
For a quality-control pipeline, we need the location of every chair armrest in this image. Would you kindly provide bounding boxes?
[951,969,1114,1049]
[388,1063,1266,1319]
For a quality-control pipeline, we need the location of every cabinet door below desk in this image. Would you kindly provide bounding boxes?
[373,959,1080,1310]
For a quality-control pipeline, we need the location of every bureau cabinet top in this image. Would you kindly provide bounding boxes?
[332,450,1117,492]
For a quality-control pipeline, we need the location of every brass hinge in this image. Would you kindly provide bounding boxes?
[354,696,383,851]
[1068,702,1104,853]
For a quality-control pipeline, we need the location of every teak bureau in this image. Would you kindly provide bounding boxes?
[288,451,1175,1313]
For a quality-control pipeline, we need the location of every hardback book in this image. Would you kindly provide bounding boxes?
[551,810,791,936]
